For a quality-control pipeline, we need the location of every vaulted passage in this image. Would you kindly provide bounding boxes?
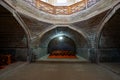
[99,8,120,62]
[36,27,89,61]
[0,5,28,69]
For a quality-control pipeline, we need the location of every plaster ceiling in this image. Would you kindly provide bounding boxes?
[0,0,120,41]
[3,0,120,24]
[18,9,108,40]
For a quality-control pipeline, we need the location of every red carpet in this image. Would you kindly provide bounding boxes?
[48,50,77,59]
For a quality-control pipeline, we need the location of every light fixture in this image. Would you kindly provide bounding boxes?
[58,36,63,40]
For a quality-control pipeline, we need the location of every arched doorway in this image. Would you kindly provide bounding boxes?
[0,4,29,69]
[36,27,89,61]
[98,8,120,62]
[48,35,77,58]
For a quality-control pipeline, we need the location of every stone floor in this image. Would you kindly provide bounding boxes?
[100,63,120,75]
[0,62,26,75]
[0,62,120,80]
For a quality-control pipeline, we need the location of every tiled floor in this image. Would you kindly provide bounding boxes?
[0,62,120,80]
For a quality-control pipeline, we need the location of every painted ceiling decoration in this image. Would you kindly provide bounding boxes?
[3,0,119,24]
[24,0,101,15]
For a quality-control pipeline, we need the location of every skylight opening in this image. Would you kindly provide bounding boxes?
[57,0,67,4]
[41,0,47,2]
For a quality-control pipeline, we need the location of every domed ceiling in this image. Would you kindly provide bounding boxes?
[24,0,101,15]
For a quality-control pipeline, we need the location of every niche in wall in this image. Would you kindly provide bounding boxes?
[48,35,77,58]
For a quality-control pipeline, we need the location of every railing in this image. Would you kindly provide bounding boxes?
[24,0,100,15]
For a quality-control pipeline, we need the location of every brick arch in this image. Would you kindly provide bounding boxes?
[96,3,120,62]
[39,26,89,48]
[37,25,90,47]
[96,2,120,48]
[0,4,31,61]
[35,26,90,60]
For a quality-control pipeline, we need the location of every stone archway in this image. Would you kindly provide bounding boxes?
[97,3,120,47]
[97,8,120,62]
[0,4,30,64]
[35,27,89,61]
